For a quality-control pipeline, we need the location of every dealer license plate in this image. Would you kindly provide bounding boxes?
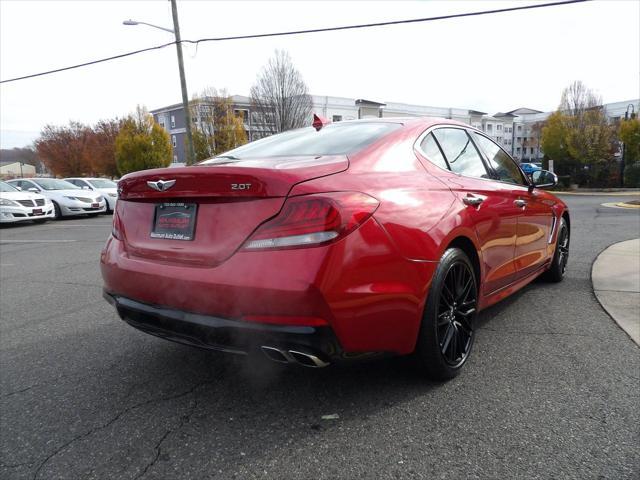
[150,203,197,241]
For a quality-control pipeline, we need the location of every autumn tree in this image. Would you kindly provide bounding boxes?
[87,119,122,178]
[190,88,247,161]
[541,81,617,186]
[541,112,570,162]
[620,115,640,186]
[250,49,312,135]
[619,116,640,164]
[115,106,171,175]
[35,121,91,177]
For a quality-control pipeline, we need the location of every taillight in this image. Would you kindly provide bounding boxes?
[242,192,379,251]
[111,208,122,240]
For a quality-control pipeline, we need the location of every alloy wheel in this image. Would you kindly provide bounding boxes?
[557,226,569,275]
[436,262,477,367]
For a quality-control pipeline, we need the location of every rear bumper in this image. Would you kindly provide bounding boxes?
[104,290,342,363]
[101,217,437,355]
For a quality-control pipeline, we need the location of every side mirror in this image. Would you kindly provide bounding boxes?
[530,170,558,190]
[28,187,40,193]
[82,185,90,190]
[15,186,22,191]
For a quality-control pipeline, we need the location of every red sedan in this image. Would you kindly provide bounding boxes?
[101,118,569,379]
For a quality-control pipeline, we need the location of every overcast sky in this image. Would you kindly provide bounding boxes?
[1,0,638,149]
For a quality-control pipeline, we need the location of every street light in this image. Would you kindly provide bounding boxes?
[122,0,196,165]
[122,19,174,34]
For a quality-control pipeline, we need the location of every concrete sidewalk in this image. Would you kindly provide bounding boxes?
[592,238,640,345]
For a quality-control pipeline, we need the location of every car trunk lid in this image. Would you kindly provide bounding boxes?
[116,155,348,266]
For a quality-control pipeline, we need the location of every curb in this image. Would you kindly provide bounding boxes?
[555,191,640,196]
[615,202,640,209]
[591,239,640,346]
[601,202,640,210]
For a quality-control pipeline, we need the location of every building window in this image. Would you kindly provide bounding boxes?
[332,115,342,122]
[486,124,493,133]
[172,135,176,148]
[497,125,502,131]
[159,121,165,129]
[517,125,522,132]
[516,147,521,154]
[170,115,176,128]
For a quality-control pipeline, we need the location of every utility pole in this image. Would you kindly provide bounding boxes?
[170,0,195,165]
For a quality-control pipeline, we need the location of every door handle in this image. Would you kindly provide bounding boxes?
[463,194,485,206]
[514,199,527,208]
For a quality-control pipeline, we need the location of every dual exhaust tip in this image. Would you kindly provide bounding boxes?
[260,346,330,368]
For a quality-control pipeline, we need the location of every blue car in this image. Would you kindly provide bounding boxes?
[521,162,542,175]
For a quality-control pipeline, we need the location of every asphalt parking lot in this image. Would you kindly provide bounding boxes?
[1,195,639,480]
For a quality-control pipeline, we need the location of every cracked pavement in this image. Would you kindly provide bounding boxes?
[1,196,639,479]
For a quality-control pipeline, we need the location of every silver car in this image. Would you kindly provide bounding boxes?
[64,177,118,213]
[7,178,107,219]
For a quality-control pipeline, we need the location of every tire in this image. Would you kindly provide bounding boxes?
[541,217,569,283]
[52,201,62,220]
[414,248,478,380]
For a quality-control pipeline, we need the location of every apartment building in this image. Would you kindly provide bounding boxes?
[151,97,639,165]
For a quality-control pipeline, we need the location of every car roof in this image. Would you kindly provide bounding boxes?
[335,116,471,129]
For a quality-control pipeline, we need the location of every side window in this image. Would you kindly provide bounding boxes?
[418,133,448,170]
[472,133,526,185]
[433,128,489,178]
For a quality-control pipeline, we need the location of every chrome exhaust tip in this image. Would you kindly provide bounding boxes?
[287,350,330,368]
[260,346,330,368]
[260,346,291,364]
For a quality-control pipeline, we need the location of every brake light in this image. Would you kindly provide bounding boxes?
[242,192,379,250]
[112,208,123,240]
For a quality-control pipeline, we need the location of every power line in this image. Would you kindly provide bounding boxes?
[0,0,589,85]
[1,41,177,84]
[189,0,589,45]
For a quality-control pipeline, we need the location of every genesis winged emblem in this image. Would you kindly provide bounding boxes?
[147,179,176,192]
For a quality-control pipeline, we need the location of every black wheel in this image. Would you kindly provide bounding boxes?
[52,201,62,220]
[542,217,569,282]
[415,248,478,380]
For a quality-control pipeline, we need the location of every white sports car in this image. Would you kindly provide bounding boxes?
[0,181,55,224]
[64,177,118,213]
[7,178,106,219]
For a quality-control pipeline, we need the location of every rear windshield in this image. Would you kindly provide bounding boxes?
[200,122,401,162]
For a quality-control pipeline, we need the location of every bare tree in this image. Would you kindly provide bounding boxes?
[250,50,312,135]
[190,88,247,160]
[560,80,601,117]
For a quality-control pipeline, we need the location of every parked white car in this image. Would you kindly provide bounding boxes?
[0,181,55,224]
[7,178,106,219]
[64,177,118,213]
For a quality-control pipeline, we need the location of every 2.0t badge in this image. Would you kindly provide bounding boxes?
[147,179,176,192]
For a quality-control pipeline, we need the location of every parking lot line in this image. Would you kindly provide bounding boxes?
[0,240,78,244]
